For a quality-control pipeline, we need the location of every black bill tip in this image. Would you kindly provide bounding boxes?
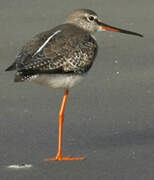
[100,22,144,38]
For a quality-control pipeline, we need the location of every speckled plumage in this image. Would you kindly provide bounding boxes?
[6,8,142,88]
[6,23,97,84]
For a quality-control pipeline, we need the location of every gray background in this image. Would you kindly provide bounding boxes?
[0,0,154,179]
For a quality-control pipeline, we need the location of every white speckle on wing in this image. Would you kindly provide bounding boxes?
[7,164,32,169]
[28,74,39,81]
[32,30,61,57]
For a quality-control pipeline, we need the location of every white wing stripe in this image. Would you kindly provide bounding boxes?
[32,30,61,57]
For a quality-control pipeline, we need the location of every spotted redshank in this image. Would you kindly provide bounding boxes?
[6,9,143,161]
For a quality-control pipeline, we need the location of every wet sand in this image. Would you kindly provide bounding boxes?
[0,0,154,179]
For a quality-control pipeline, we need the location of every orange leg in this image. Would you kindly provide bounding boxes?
[44,89,85,161]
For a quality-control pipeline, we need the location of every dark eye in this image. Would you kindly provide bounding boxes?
[88,16,95,21]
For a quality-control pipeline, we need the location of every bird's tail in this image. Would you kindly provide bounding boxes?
[5,62,16,71]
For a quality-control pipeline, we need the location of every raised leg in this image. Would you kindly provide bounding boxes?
[44,89,84,161]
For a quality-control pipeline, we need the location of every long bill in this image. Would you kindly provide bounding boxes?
[99,22,143,37]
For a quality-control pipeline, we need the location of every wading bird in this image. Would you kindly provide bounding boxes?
[6,9,143,161]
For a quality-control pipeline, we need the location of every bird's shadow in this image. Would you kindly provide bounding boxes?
[81,128,154,151]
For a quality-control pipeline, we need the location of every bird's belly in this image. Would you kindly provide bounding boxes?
[32,74,84,89]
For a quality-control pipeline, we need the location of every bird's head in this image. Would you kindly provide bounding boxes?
[66,9,143,37]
